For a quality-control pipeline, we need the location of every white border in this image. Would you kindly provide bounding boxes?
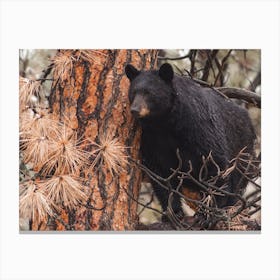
[1,1,279,280]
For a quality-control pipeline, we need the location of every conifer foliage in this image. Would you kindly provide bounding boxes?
[19,49,158,230]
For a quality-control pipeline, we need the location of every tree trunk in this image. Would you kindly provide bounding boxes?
[47,49,158,230]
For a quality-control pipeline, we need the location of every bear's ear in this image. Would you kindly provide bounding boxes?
[125,64,140,81]
[159,63,174,83]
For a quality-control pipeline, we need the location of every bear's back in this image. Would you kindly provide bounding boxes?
[172,75,255,159]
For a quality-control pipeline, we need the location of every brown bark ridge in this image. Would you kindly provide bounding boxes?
[48,49,158,231]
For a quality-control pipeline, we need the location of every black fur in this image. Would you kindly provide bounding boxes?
[125,63,256,217]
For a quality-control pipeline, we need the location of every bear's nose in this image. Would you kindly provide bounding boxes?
[130,106,140,117]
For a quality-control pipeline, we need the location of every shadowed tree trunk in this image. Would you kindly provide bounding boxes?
[46,49,158,230]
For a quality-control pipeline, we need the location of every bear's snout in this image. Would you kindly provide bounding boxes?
[130,104,150,118]
[130,94,150,118]
[133,107,150,118]
[130,105,141,117]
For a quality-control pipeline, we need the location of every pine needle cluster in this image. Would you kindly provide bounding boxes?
[19,50,129,228]
[89,129,129,176]
[19,111,89,221]
[19,77,41,111]
[19,53,90,224]
[51,49,108,81]
[19,181,55,222]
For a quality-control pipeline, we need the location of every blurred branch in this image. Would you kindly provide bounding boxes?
[217,87,261,108]
[189,50,197,76]
[37,62,55,84]
[122,186,164,215]
[158,53,190,61]
[137,190,155,216]
[185,72,261,108]
[201,50,219,82]
[248,71,261,92]
[214,50,232,86]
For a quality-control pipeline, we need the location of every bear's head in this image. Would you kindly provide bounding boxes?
[125,63,175,120]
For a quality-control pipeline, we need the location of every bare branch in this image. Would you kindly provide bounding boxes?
[248,71,261,92]
[158,53,190,61]
[217,87,261,108]
[214,50,232,86]
[201,50,219,82]
[134,147,261,230]
[122,186,164,216]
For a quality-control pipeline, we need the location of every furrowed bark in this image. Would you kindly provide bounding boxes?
[46,49,158,231]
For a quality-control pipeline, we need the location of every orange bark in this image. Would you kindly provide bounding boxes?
[48,49,158,230]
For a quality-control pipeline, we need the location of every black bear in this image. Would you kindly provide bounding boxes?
[125,63,256,220]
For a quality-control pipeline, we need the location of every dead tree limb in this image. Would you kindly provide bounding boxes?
[217,87,261,108]
[185,75,261,108]
[134,148,261,231]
